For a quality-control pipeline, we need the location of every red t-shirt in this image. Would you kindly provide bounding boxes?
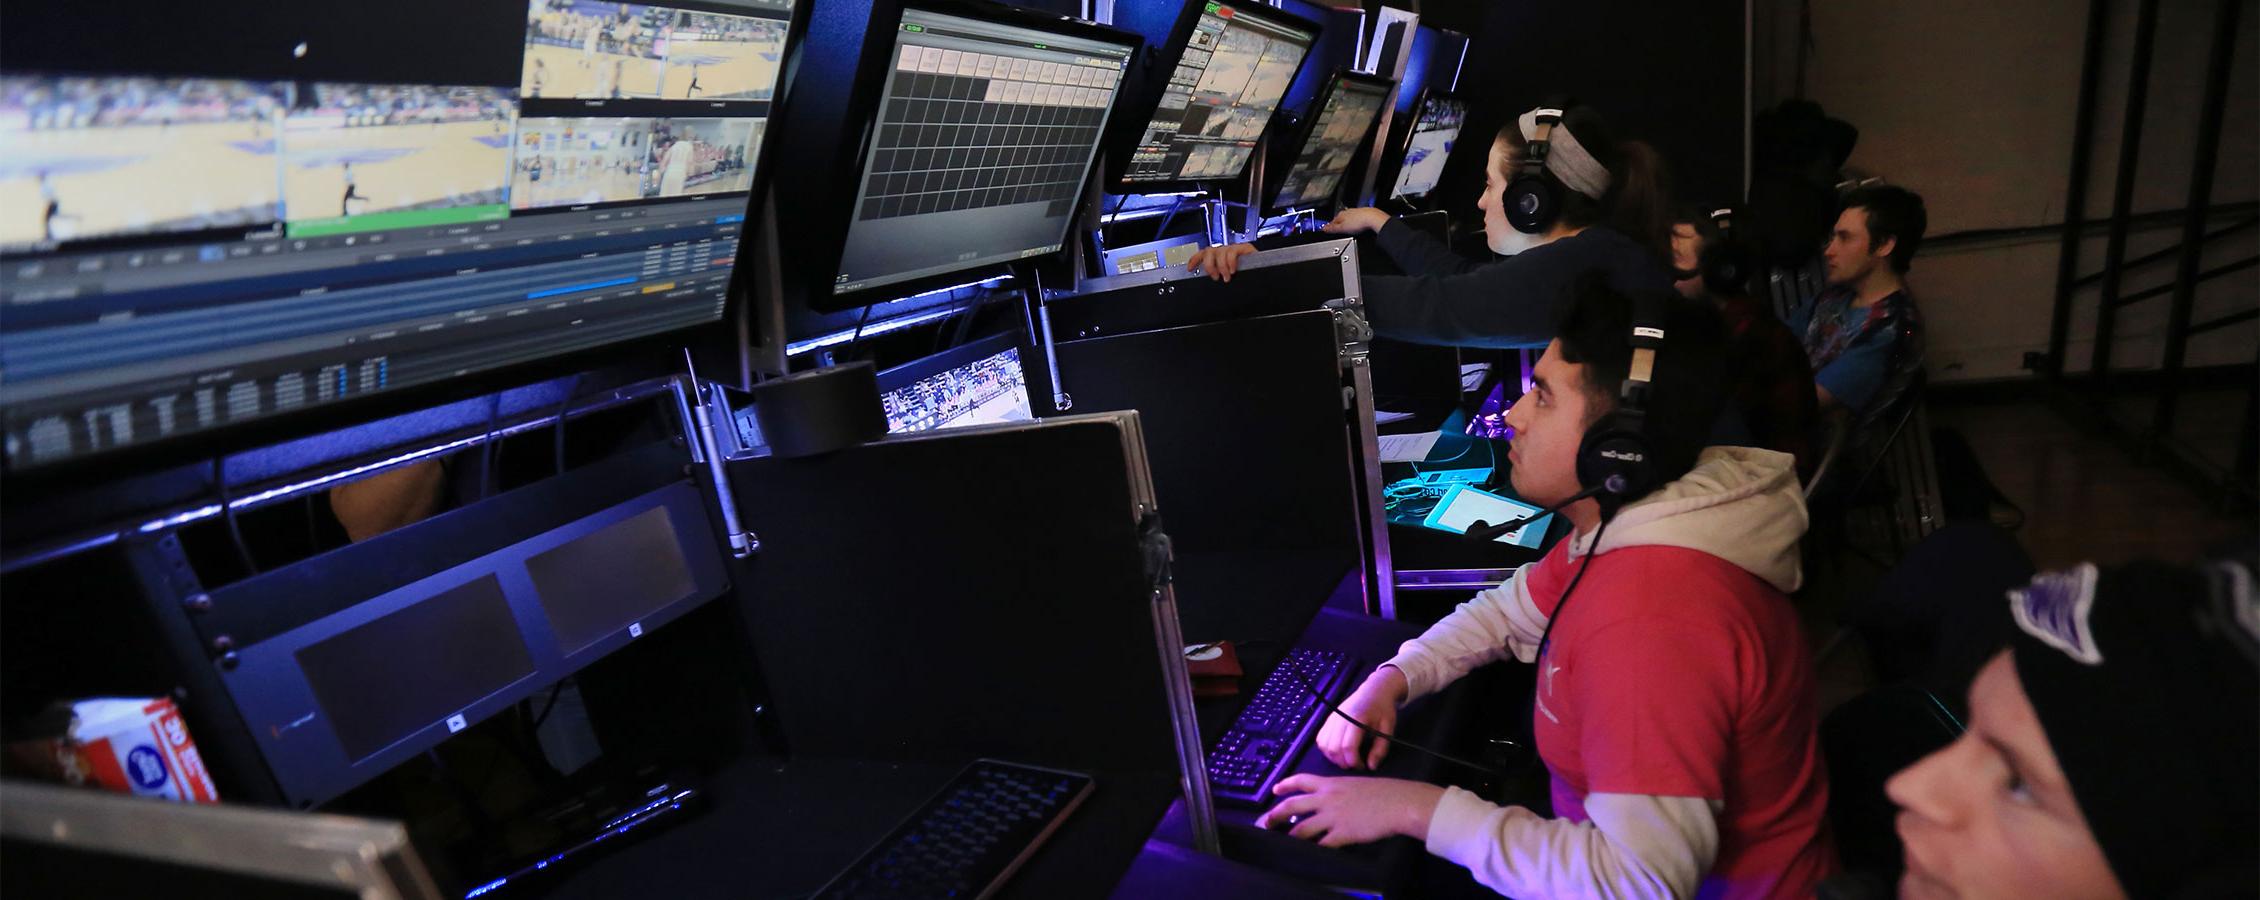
[1525,541,1837,899]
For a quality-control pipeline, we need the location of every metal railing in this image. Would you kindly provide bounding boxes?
[2042,0,2256,507]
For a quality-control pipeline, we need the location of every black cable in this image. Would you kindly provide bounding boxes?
[477,392,502,500]
[849,302,876,350]
[213,457,260,576]
[1289,668,1505,777]
[553,374,582,477]
[1531,515,1612,662]
[1291,515,1616,781]
[530,680,569,730]
[1154,196,1185,241]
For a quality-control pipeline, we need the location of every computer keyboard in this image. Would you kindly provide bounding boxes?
[1206,647,1353,806]
[812,759,1094,900]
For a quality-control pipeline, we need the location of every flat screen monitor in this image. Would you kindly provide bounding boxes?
[1269,71,1393,211]
[876,332,1033,434]
[827,6,1135,303]
[1117,0,1319,189]
[0,0,801,473]
[1389,91,1464,200]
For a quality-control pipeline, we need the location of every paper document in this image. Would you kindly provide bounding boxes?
[1374,410,1416,425]
[1378,431,1441,463]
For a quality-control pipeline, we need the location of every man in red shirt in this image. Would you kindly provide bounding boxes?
[1257,279,1837,898]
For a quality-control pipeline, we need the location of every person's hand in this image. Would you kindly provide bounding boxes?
[1321,207,1391,236]
[1253,774,1444,848]
[1316,666,1407,771]
[1185,243,1258,282]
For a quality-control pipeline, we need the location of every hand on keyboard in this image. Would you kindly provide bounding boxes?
[1316,666,1408,771]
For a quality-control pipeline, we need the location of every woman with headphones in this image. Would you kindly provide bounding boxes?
[1186,103,1678,350]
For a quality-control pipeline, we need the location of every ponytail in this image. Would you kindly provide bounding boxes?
[1500,103,1679,262]
[1605,139,1676,262]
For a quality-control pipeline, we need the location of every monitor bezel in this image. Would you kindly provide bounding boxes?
[0,0,816,485]
[1385,87,1467,202]
[1262,68,1397,214]
[811,0,1142,313]
[1100,0,1325,196]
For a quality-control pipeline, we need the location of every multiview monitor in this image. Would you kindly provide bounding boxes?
[1269,70,1392,211]
[1115,0,1318,190]
[0,0,801,472]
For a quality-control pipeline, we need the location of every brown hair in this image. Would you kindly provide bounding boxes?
[1490,106,1677,261]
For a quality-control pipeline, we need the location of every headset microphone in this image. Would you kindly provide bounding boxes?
[1462,482,1610,543]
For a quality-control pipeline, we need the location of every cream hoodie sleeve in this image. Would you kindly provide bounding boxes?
[1379,562,1552,701]
[1426,790,1723,900]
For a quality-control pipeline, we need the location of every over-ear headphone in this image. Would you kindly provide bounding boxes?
[1698,206,1751,297]
[1504,106,1564,235]
[1574,291,1667,516]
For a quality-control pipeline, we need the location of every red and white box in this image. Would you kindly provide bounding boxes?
[7,697,220,803]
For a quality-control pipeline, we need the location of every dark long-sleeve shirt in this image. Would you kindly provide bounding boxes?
[1361,219,1675,349]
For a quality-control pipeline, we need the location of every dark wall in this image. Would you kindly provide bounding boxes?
[1428,0,1745,225]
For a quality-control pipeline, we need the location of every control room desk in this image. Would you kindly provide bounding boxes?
[1133,602,1534,898]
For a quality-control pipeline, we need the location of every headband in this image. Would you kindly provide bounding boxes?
[1519,108,1611,200]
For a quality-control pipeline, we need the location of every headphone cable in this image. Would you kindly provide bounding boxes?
[1277,515,1614,784]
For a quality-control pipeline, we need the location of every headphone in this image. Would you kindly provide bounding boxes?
[1572,291,1668,516]
[1504,106,1565,235]
[1698,206,1752,296]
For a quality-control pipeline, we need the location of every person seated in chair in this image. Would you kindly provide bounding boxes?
[1672,204,1819,478]
[1254,278,1837,898]
[1886,556,2258,899]
[1789,185,1926,416]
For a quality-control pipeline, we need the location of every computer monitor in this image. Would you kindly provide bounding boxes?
[0,0,802,473]
[1389,90,1465,200]
[875,331,1034,434]
[1114,0,1320,190]
[1268,71,1393,212]
[824,4,1136,306]
[0,779,444,899]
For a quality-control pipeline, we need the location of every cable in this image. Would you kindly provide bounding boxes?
[529,680,569,730]
[553,374,582,477]
[1288,667,1505,777]
[476,392,502,500]
[213,457,259,576]
[1288,515,1616,781]
[1154,196,1185,241]
[1532,515,1611,662]
[849,302,876,350]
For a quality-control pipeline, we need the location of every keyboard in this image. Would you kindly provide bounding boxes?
[1206,647,1353,806]
[813,759,1094,900]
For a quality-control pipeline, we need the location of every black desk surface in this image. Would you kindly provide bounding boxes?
[542,755,1178,899]
[543,568,1522,899]
[1150,598,1518,896]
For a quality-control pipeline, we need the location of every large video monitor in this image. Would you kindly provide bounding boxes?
[1268,71,1393,212]
[875,331,1034,434]
[1389,90,1464,200]
[824,4,1135,306]
[1114,0,1319,190]
[0,0,801,474]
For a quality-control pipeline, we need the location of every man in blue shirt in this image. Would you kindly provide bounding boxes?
[1788,185,1926,414]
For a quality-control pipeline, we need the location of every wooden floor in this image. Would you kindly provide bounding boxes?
[1930,390,2253,571]
[1808,389,2256,711]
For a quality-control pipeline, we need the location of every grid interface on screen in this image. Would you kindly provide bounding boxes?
[859,45,1122,221]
